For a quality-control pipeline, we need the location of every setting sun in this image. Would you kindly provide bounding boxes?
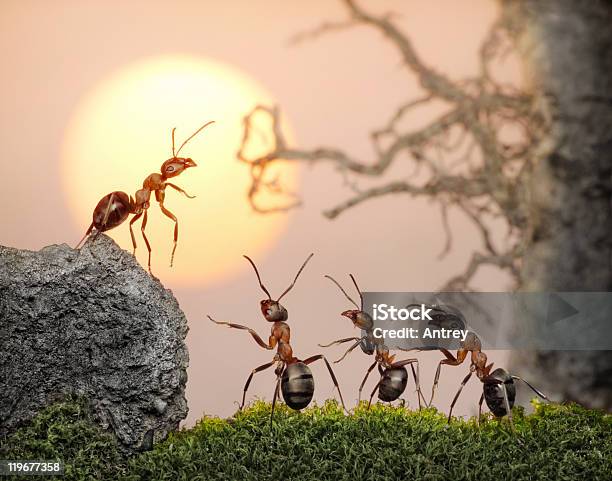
[62,55,297,286]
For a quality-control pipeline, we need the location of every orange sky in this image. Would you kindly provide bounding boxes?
[0,0,520,424]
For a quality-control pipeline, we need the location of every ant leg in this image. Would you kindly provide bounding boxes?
[501,383,516,433]
[140,210,152,272]
[367,377,383,409]
[76,223,94,249]
[207,315,272,350]
[158,199,179,267]
[410,364,425,410]
[318,337,361,348]
[166,182,196,199]
[270,373,282,427]
[358,361,378,403]
[447,371,473,422]
[241,361,276,410]
[511,376,549,401]
[334,337,367,364]
[478,392,485,425]
[129,213,143,255]
[302,354,347,412]
[391,359,419,368]
[430,348,467,406]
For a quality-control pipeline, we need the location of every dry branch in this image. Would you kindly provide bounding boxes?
[237,0,545,290]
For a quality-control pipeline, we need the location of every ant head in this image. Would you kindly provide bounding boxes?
[243,253,314,324]
[326,273,372,328]
[164,120,215,179]
[260,299,288,322]
[341,310,373,330]
[161,158,197,179]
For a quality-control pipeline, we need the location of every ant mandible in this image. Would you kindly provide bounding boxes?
[75,121,215,272]
[319,274,426,409]
[208,253,347,424]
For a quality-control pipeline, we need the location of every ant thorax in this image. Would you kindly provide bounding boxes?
[277,340,294,363]
[462,331,482,351]
[133,189,151,212]
[271,320,291,344]
[375,345,394,367]
[473,351,489,379]
[143,173,164,191]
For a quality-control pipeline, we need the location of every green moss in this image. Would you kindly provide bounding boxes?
[2,399,610,481]
[0,396,126,480]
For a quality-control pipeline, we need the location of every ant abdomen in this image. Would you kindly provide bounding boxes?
[378,366,408,402]
[281,362,315,410]
[483,368,516,417]
[92,191,132,232]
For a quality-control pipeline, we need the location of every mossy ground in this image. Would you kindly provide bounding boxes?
[1,397,610,481]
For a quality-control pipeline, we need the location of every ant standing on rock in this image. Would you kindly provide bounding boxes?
[76,121,215,272]
[208,254,347,424]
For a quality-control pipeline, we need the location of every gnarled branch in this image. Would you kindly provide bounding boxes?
[236,0,545,290]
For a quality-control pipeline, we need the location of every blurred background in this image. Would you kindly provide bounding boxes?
[0,0,522,424]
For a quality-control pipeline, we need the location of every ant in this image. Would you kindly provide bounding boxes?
[76,121,215,272]
[208,253,347,424]
[416,303,549,425]
[450,365,549,429]
[319,274,426,409]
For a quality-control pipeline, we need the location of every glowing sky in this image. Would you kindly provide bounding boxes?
[0,0,518,424]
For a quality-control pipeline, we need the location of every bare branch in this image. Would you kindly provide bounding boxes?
[437,200,453,259]
[342,0,466,102]
[236,0,543,288]
[439,251,519,292]
[289,19,358,45]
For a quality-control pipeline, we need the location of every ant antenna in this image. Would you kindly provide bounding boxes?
[324,275,360,310]
[175,120,215,157]
[511,376,550,400]
[349,274,364,310]
[243,255,272,300]
[277,253,314,302]
[171,127,177,157]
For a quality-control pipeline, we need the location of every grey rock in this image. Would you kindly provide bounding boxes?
[0,234,189,450]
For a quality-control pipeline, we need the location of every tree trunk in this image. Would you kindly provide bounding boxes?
[504,0,612,410]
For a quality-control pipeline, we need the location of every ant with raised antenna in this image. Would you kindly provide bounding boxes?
[76,121,215,272]
[208,253,347,424]
[319,274,426,409]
